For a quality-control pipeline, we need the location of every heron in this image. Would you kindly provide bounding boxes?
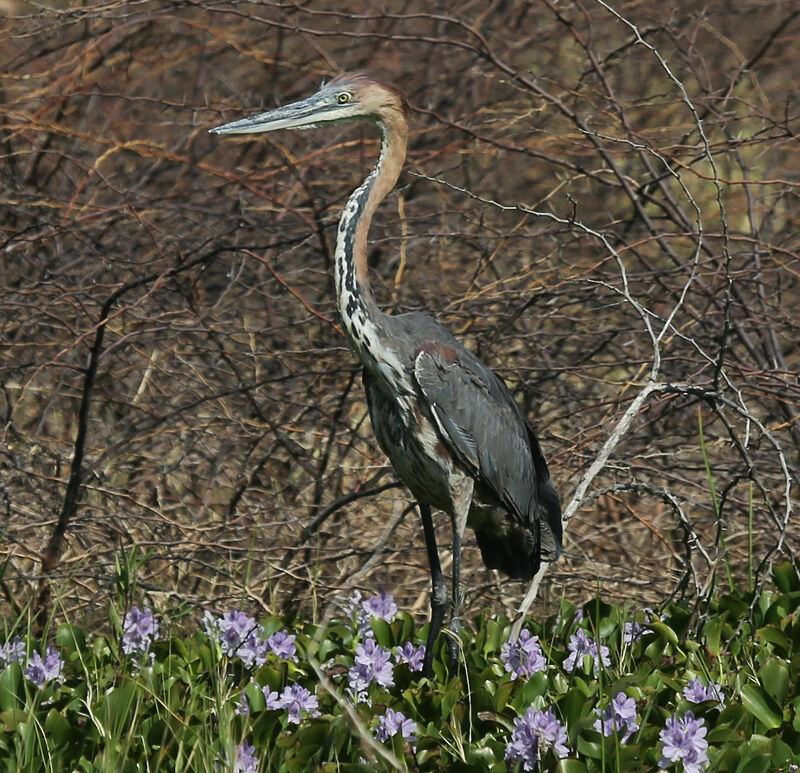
[210,72,562,677]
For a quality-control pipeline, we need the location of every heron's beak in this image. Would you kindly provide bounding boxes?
[209,94,342,135]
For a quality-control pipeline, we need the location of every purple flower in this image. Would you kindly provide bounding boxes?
[282,683,320,724]
[348,639,395,702]
[394,642,426,672]
[594,691,639,743]
[683,677,725,708]
[235,692,250,716]
[217,610,258,655]
[659,711,709,772]
[262,685,283,710]
[0,636,25,667]
[375,708,417,744]
[505,706,569,770]
[347,590,398,638]
[623,620,651,644]
[24,646,63,688]
[121,606,159,657]
[563,628,610,675]
[204,609,269,667]
[266,630,297,662]
[362,591,398,622]
[238,632,269,669]
[232,740,258,773]
[501,629,547,680]
[262,683,320,723]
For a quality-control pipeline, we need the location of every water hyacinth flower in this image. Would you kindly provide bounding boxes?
[266,629,298,662]
[235,692,250,716]
[263,685,283,710]
[505,706,569,770]
[0,636,25,668]
[232,740,259,773]
[594,691,639,743]
[683,677,725,708]
[659,711,709,772]
[281,683,321,724]
[501,629,547,680]
[624,608,661,644]
[375,707,417,744]
[623,619,651,644]
[394,642,426,672]
[215,609,260,656]
[348,590,398,637]
[24,645,63,688]
[121,605,159,657]
[262,682,320,724]
[203,609,271,667]
[362,590,398,622]
[348,639,395,702]
[563,628,611,675]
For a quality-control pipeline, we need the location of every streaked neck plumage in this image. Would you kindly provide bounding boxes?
[334,110,408,363]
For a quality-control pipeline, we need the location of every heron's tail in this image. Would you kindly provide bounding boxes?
[474,473,562,581]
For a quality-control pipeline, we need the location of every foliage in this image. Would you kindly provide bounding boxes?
[1,566,799,771]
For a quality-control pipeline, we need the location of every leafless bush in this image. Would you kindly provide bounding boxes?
[1,0,797,628]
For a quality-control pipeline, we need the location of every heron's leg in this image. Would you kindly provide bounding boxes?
[447,527,463,668]
[447,476,474,671]
[418,502,446,678]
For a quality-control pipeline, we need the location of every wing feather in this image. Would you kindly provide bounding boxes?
[413,342,562,560]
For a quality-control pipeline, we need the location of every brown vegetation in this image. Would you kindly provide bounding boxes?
[1,0,797,629]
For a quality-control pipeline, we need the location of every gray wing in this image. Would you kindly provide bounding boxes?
[413,340,562,561]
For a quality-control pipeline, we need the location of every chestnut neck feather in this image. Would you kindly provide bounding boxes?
[334,107,408,358]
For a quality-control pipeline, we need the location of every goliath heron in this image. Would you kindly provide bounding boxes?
[210,73,562,676]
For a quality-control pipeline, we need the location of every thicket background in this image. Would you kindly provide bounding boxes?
[1,0,797,631]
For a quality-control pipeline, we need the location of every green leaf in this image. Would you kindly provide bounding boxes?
[740,684,783,729]
[0,708,27,732]
[576,734,603,759]
[44,708,72,748]
[441,684,459,719]
[772,562,799,593]
[554,759,589,773]
[702,615,726,656]
[99,679,138,739]
[648,621,679,646]
[0,663,23,711]
[770,738,795,768]
[55,623,85,652]
[758,657,789,703]
[369,618,394,648]
[493,679,515,712]
[735,754,773,773]
[755,626,790,652]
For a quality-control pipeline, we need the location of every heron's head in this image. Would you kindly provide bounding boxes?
[209,72,409,136]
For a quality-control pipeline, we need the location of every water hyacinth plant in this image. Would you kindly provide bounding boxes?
[659,711,709,772]
[594,691,640,743]
[23,645,63,688]
[505,706,570,770]
[0,636,25,668]
[500,628,547,680]
[375,707,417,745]
[121,605,159,659]
[347,638,395,702]
[563,627,611,675]
[0,567,798,771]
[683,676,725,708]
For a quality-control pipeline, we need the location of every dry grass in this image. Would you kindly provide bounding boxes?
[1,0,797,629]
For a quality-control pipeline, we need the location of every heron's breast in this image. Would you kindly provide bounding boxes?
[367,388,454,511]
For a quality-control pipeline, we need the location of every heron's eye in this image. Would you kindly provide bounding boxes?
[336,92,351,104]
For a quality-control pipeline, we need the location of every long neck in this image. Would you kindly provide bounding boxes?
[334,113,408,359]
